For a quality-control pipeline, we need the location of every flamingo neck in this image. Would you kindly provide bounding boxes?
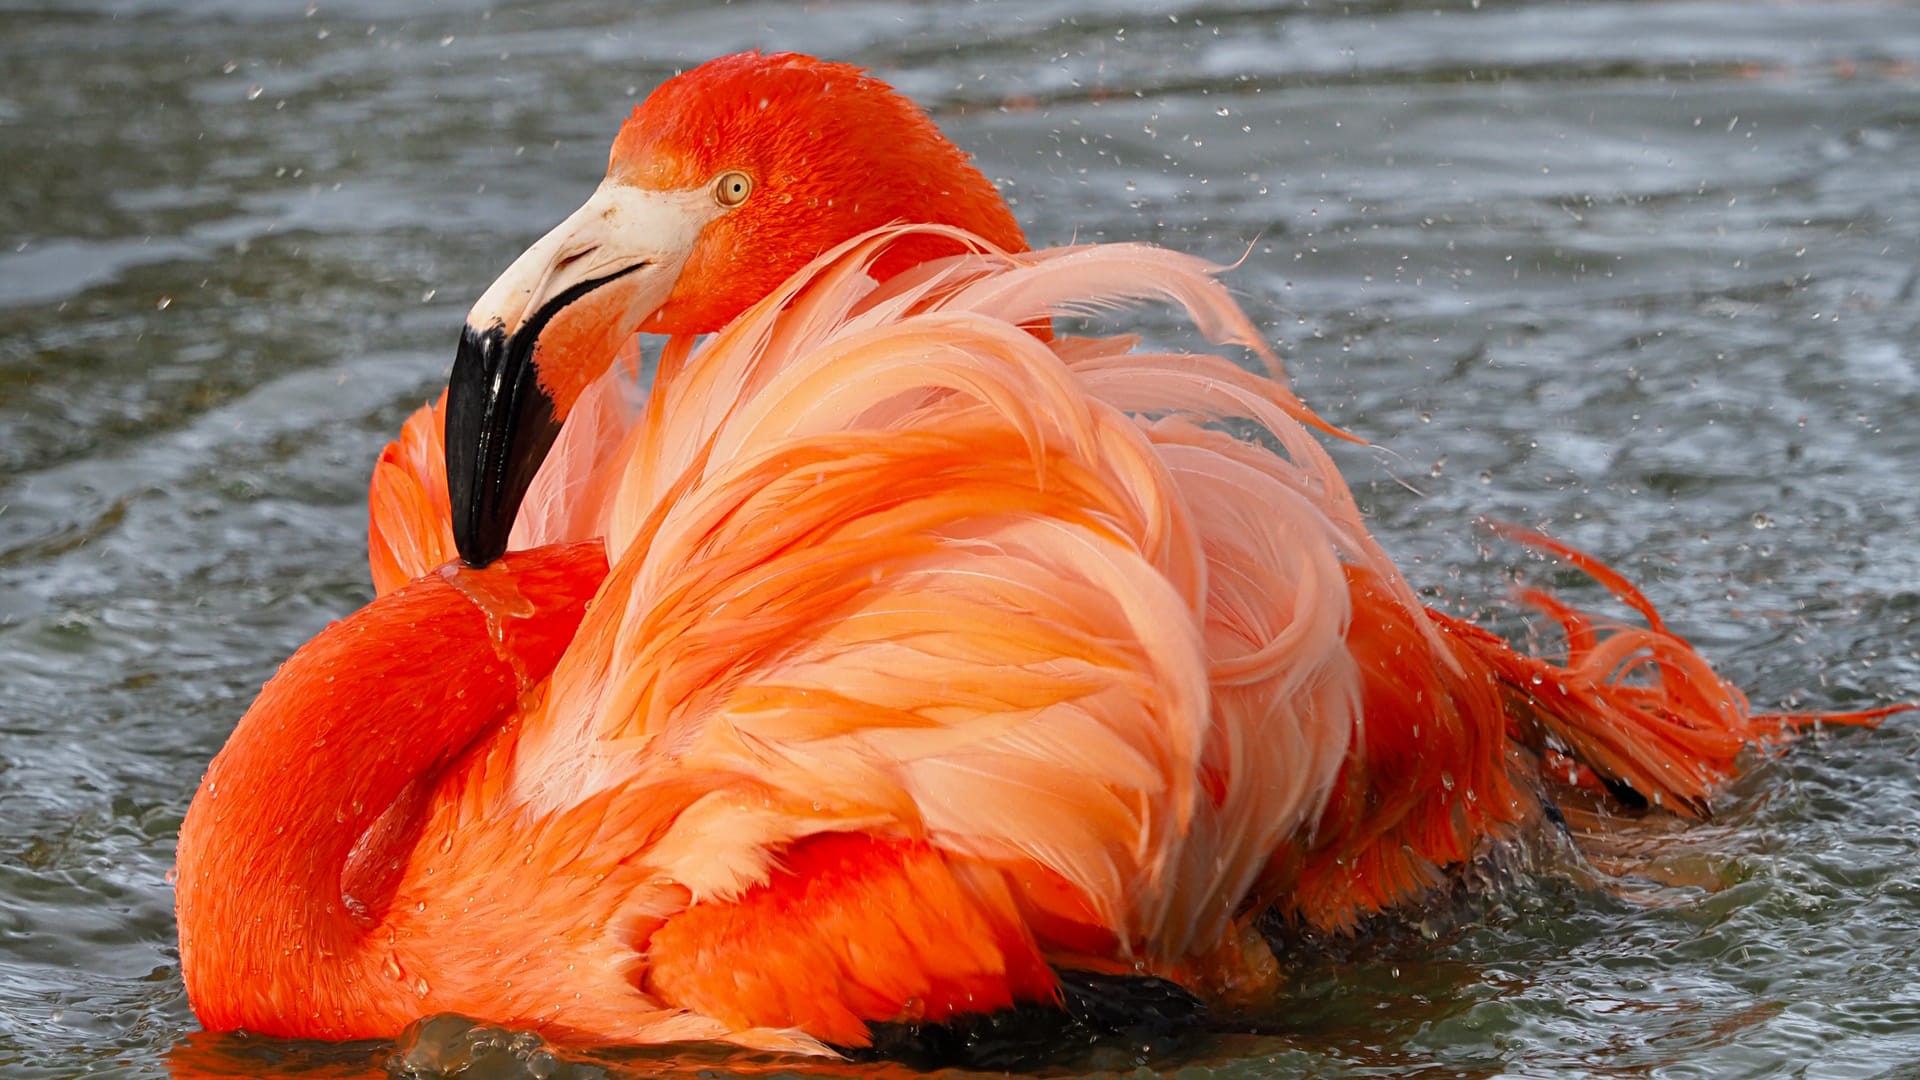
[174,543,604,1038]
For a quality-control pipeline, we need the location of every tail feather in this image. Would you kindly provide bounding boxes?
[1434,526,1903,819]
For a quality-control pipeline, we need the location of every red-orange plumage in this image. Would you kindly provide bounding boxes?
[367,390,456,595]
[619,53,1029,334]
[645,833,1055,1046]
[174,50,1905,1057]
[176,541,605,1038]
[1254,566,1518,929]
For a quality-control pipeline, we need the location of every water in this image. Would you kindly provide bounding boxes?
[1,1,1916,1076]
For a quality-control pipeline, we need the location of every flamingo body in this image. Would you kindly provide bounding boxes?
[174,52,1883,1054]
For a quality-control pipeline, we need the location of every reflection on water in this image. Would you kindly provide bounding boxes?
[1,2,1916,1077]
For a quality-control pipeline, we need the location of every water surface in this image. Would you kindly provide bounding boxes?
[1,1,1916,1077]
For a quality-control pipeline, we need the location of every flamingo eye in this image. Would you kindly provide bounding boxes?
[713,171,753,208]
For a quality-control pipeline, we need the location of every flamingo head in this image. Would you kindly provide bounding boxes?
[447,50,1027,567]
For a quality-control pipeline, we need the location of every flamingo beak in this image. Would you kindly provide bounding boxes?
[447,183,713,567]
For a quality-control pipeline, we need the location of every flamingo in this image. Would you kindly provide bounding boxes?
[172,51,1897,1057]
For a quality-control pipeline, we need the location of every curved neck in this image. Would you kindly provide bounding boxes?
[175,543,605,1038]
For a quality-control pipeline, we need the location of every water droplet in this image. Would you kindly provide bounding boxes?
[246,84,264,101]
[155,296,172,310]
[1751,513,1774,529]
[415,977,431,997]
[439,563,538,688]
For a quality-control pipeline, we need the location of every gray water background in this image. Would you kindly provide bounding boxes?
[1,1,1917,1076]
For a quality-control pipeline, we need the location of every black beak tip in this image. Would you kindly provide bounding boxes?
[445,321,560,570]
